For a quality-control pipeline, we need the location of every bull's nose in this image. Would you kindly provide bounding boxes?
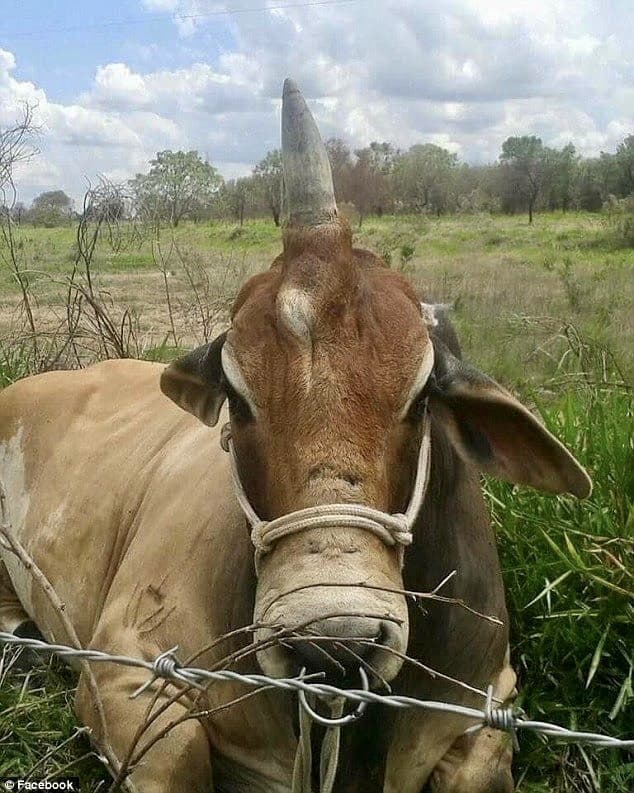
[287,616,385,675]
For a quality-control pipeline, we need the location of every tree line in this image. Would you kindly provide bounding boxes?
[6,133,634,228]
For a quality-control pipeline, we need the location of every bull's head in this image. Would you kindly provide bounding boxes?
[161,79,591,686]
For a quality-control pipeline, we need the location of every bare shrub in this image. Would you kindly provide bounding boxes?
[0,105,40,359]
[1,179,154,382]
[63,179,149,363]
[172,243,235,344]
[150,226,248,349]
[509,315,629,392]
[0,103,39,206]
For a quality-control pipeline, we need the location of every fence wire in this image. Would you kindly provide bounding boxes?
[1,630,632,750]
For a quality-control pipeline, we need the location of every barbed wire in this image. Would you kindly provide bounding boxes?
[1,631,632,750]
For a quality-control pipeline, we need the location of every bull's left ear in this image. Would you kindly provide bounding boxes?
[430,341,592,498]
[160,332,227,427]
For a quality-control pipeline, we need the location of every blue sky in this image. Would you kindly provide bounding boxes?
[2,0,235,102]
[1,1,633,205]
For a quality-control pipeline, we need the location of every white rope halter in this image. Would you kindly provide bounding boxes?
[220,410,431,792]
[222,408,432,574]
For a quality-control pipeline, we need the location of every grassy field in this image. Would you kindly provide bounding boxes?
[0,211,632,791]
[1,211,632,384]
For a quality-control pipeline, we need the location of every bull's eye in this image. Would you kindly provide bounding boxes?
[221,344,256,422]
[405,374,435,423]
[399,343,435,422]
[222,373,254,422]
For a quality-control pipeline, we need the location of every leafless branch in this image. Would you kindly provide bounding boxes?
[0,103,40,208]
[0,505,127,787]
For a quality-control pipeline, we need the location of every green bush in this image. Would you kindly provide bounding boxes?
[603,197,634,249]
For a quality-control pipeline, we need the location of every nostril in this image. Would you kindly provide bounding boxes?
[257,613,406,687]
[287,636,372,677]
[287,616,389,676]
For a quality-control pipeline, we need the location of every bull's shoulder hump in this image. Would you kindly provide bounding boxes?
[0,360,166,432]
[1,359,164,396]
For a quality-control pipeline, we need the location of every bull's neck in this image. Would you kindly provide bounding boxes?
[324,425,511,793]
[403,419,509,690]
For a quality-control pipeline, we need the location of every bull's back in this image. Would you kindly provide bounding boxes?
[0,360,235,646]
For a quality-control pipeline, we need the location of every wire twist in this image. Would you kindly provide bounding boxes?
[1,631,632,750]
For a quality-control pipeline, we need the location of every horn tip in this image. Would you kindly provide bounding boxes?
[283,77,300,97]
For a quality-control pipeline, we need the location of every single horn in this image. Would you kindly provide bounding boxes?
[281,78,337,226]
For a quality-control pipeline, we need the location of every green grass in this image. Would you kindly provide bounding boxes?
[0,655,109,786]
[2,212,631,384]
[2,387,630,789]
[0,210,632,789]
[491,387,633,792]
[3,211,630,280]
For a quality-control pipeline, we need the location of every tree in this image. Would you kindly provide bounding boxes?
[10,201,26,225]
[326,138,353,203]
[365,141,398,175]
[82,191,126,223]
[349,149,379,225]
[614,135,634,197]
[219,178,254,226]
[350,142,398,222]
[130,150,222,227]
[253,150,283,226]
[551,143,578,212]
[30,190,73,226]
[394,144,458,215]
[454,164,500,213]
[499,136,546,223]
[573,158,605,211]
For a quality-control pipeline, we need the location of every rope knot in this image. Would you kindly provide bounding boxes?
[226,410,433,578]
[389,513,414,546]
[250,522,270,554]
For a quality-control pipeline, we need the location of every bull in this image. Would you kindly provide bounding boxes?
[0,79,591,792]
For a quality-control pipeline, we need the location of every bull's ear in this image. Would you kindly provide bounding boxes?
[160,332,227,427]
[430,341,592,498]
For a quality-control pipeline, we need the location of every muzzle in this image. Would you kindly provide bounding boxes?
[221,407,432,573]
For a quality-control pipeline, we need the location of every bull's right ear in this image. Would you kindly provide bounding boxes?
[428,336,592,498]
[160,332,227,427]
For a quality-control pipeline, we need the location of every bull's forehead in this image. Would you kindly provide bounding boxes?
[229,256,431,415]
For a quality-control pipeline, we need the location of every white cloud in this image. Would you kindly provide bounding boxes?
[142,0,179,9]
[0,52,185,202]
[91,64,151,111]
[1,0,633,203]
[0,49,16,72]
[12,157,62,188]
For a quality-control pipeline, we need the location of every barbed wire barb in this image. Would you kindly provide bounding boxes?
[1,631,632,751]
